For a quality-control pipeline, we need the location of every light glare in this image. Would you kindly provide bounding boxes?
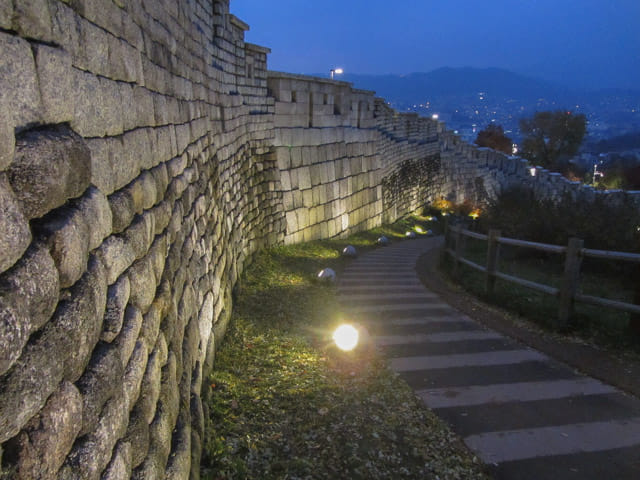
[333,324,359,351]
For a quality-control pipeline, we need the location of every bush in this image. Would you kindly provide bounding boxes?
[478,186,640,253]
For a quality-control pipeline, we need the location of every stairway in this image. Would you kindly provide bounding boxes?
[338,237,640,479]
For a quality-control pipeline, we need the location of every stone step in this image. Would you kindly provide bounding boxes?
[464,418,640,464]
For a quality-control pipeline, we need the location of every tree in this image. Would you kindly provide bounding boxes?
[474,124,513,154]
[519,110,587,170]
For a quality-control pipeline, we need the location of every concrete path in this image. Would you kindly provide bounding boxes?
[338,237,640,480]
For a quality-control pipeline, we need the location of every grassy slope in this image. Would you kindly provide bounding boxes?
[201,217,488,479]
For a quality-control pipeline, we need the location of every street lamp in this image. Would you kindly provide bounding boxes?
[330,68,343,80]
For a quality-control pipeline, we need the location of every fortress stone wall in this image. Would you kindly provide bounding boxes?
[1,1,638,479]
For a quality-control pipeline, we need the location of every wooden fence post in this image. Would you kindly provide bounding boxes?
[485,229,501,295]
[558,237,584,329]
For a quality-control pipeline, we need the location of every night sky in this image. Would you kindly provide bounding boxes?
[230,0,640,91]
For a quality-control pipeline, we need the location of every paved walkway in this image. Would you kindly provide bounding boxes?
[337,237,640,480]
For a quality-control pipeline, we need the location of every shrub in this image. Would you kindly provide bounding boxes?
[478,186,640,253]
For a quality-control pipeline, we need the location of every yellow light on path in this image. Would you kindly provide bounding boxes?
[333,324,359,351]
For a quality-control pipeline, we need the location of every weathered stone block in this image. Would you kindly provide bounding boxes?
[102,274,130,343]
[123,340,148,411]
[57,255,108,382]
[33,44,73,124]
[0,174,31,273]
[125,406,150,468]
[0,32,41,132]
[70,69,106,138]
[79,186,113,250]
[0,243,58,375]
[109,188,137,234]
[36,205,91,288]
[0,298,28,379]
[124,213,156,261]
[102,441,133,480]
[96,235,136,285]
[0,109,14,171]
[76,343,124,436]
[59,388,129,480]
[6,381,82,480]
[9,125,91,220]
[0,0,12,29]
[13,0,53,43]
[0,315,66,443]
[113,304,143,369]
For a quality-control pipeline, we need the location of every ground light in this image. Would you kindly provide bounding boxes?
[333,324,359,351]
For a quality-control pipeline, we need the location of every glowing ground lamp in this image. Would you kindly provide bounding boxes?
[414,226,425,234]
[405,231,417,239]
[333,324,359,351]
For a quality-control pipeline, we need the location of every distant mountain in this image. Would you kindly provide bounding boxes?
[337,67,574,104]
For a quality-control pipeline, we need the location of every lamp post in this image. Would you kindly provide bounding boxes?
[330,68,343,80]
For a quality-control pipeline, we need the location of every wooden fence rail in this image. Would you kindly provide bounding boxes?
[445,223,640,328]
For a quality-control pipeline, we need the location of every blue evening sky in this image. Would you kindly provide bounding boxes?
[230,0,640,90]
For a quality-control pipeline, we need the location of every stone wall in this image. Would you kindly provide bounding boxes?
[268,73,444,243]
[0,1,282,478]
[437,128,640,209]
[2,1,638,479]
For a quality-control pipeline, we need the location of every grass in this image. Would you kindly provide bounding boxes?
[200,216,488,480]
[441,226,640,352]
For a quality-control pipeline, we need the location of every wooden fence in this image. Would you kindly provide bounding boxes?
[445,223,640,328]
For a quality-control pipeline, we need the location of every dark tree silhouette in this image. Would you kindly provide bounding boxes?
[474,124,513,154]
[519,110,587,170]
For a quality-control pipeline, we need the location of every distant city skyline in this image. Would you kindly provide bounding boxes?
[231,0,640,91]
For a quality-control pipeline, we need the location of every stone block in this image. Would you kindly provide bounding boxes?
[6,381,82,480]
[137,339,165,425]
[70,69,107,138]
[124,407,150,468]
[0,32,41,131]
[124,213,156,261]
[59,389,129,480]
[36,204,91,289]
[96,235,136,285]
[113,304,143,368]
[102,275,130,343]
[0,297,29,379]
[100,77,125,137]
[0,0,12,29]
[123,340,148,410]
[102,441,132,480]
[76,343,124,437]
[0,312,66,443]
[33,44,73,124]
[15,0,54,41]
[109,188,137,234]
[298,167,312,189]
[133,86,156,128]
[56,255,108,383]
[0,109,14,171]
[0,174,31,273]
[80,186,113,250]
[0,243,59,375]
[9,125,91,220]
